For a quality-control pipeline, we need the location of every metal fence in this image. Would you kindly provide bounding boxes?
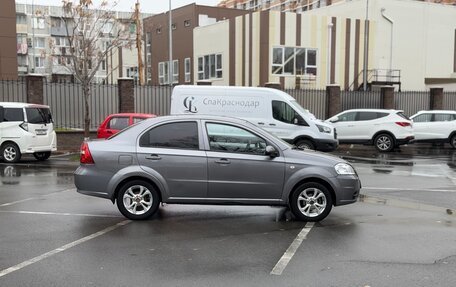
[444,91,456,111]
[341,90,382,110]
[0,79,27,103]
[286,89,327,119]
[135,86,172,116]
[44,83,118,130]
[2,78,456,130]
[395,91,429,116]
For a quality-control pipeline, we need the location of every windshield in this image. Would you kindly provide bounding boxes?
[289,101,316,120]
[26,108,53,124]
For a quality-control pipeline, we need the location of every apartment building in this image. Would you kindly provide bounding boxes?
[0,0,18,80]
[217,0,456,12]
[143,4,248,85]
[15,3,152,83]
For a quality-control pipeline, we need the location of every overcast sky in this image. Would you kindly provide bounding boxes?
[16,0,221,14]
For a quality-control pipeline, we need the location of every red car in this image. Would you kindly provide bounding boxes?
[97,113,156,139]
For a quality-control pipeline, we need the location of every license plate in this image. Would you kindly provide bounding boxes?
[36,129,47,136]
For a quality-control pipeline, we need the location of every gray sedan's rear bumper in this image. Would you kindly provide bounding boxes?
[74,166,112,199]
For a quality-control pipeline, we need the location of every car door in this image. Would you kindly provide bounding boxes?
[330,111,358,141]
[356,111,383,140]
[204,121,285,200]
[267,100,309,141]
[412,113,433,140]
[137,120,208,199]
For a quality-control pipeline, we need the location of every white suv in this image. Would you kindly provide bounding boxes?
[326,109,414,152]
[0,102,57,163]
[410,110,456,148]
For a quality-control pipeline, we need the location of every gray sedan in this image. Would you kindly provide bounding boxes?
[74,115,360,221]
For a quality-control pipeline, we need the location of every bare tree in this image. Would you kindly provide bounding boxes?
[54,0,134,137]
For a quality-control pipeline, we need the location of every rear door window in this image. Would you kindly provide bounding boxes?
[357,112,378,121]
[412,114,432,123]
[3,108,24,122]
[26,108,52,124]
[108,117,129,130]
[139,121,199,150]
[433,114,455,122]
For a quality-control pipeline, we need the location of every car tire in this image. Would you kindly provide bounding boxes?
[295,139,315,150]
[33,152,51,161]
[116,180,160,220]
[450,134,456,149]
[289,182,333,222]
[1,143,21,163]
[374,134,394,152]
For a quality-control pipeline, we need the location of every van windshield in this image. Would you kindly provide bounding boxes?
[290,101,316,120]
[26,108,53,124]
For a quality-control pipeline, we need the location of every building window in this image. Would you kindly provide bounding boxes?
[271,46,318,76]
[16,14,27,25]
[32,17,45,29]
[184,20,191,27]
[172,23,177,30]
[35,57,45,68]
[156,28,161,34]
[35,38,46,49]
[184,58,191,83]
[158,60,178,85]
[101,60,106,71]
[197,54,222,80]
[17,55,27,67]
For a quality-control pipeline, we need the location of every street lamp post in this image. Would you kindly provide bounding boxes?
[363,0,369,91]
[168,0,173,87]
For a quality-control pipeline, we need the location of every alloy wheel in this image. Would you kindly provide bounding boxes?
[297,187,327,218]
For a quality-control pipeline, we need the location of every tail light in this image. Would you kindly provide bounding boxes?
[395,122,411,127]
[80,141,94,164]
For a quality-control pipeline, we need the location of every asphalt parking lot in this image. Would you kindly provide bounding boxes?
[0,144,455,287]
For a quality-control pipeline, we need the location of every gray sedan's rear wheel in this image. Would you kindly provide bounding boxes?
[290,182,333,222]
[116,180,160,220]
[450,134,456,149]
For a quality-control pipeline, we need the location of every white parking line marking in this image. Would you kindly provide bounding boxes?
[0,210,122,218]
[363,187,456,192]
[0,220,131,278]
[0,188,74,207]
[270,222,314,276]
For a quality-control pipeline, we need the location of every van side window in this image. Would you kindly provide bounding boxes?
[3,108,24,122]
[272,101,308,126]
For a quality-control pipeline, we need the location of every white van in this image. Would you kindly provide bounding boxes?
[170,86,338,151]
[0,102,57,163]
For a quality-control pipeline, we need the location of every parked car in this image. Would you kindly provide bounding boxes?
[326,109,414,152]
[170,85,338,152]
[0,102,57,163]
[97,113,156,139]
[74,115,360,222]
[410,110,456,148]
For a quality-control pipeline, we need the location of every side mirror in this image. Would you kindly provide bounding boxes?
[329,116,339,123]
[265,145,279,158]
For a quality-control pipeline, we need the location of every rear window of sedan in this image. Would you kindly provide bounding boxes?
[139,121,199,150]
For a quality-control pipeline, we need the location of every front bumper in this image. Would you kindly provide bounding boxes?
[333,175,361,206]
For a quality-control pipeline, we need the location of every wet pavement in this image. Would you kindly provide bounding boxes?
[0,144,455,286]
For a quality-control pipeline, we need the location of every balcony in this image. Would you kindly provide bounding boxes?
[51,26,71,36]
[16,24,28,34]
[18,66,28,74]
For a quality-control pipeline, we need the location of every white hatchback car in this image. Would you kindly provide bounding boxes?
[326,109,414,152]
[410,110,456,148]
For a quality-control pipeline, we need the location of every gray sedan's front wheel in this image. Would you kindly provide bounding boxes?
[116,180,160,220]
[290,182,333,222]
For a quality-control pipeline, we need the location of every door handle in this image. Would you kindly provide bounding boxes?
[145,154,161,160]
[269,123,276,126]
[347,125,355,127]
[258,122,265,125]
[215,158,230,164]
